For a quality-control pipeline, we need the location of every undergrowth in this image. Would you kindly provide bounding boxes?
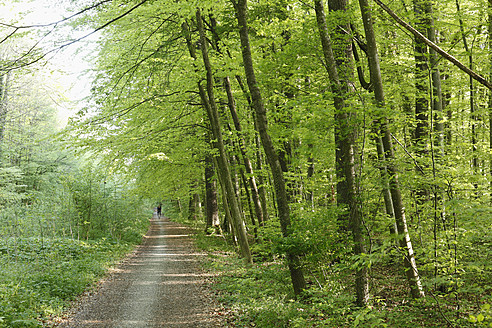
[0,236,141,328]
[188,221,491,328]
[0,161,152,327]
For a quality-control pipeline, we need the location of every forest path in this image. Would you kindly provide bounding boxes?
[57,215,223,327]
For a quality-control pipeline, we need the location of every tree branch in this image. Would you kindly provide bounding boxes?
[0,0,113,31]
[5,0,150,71]
[373,0,492,91]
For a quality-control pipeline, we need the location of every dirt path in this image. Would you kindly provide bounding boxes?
[57,215,224,327]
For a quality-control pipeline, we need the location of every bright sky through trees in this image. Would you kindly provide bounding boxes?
[1,0,96,126]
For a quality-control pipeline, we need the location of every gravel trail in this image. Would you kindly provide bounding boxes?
[58,215,223,327]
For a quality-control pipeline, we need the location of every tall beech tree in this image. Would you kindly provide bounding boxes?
[412,0,430,161]
[326,0,355,232]
[358,0,425,298]
[232,0,306,295]
[314,0,369,306]
[489,0,492,200]
[187,13,252,264]
[205,17,266,228]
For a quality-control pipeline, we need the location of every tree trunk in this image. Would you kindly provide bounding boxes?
[456,0,478,191]
[327,0,354,231]
[240,167,258,238]
[196,10,252,264]
[314,0,369,306]
[374,134,396,229]
[489,0,492,203]
[358,0,425,298]
[224,76,265,226]
[205,154,220,232]
[235,74,270,221]
[255,133,270,221]
[232,0,306,295]
[426,1,444,155]
[413,0,429,158]
[184,16,252,264]
[187,181,201,221]
[0,72,10,161]
[187,192,199,220]
[175,198,183,213]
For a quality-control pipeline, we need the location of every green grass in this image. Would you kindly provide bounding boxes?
[0,236,140,327]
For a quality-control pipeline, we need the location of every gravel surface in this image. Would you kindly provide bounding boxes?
[56,215,224,327]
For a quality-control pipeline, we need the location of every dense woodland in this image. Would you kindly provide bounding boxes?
[0,0,491,327]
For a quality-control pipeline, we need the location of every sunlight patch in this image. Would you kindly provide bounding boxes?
[147,153,170,161]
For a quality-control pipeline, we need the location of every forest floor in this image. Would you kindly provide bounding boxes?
[54,215,226,328]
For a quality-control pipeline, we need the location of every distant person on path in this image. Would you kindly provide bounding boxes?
[157,204,162,218]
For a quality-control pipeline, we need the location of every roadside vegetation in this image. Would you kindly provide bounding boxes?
[183,214,491,328]
[0,160,150,328]
[0,163,150,328]
[0,237,135,327]
[0,48,150,326]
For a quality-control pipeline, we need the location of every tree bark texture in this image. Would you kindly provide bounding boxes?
[233,0,306,295]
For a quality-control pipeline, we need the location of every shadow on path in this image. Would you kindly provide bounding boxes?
[58,216,222,328]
